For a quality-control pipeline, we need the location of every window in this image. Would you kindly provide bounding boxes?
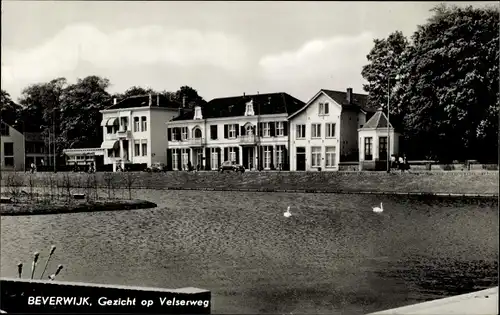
[364,137,373,161]
[120,117,128,131]
[0,123,9,136]
[311,147,321,168]
[319,102,329,115]
[4,157,14,166]
[181,149,189,170]
[229,147,236,162]
[325,146,336,167]
[172,150,179,170]
[264,146,271,169]
[181,127,188,140]
[228,125,236,139]
[141,140,148,156]
[311,124,321,138]
[326,123,336,138]
[296,124,306,139]
[193,128,202,138]
[134,117,140,132]
[172,128,179,141]
[107,149,114,158]
[3,142,14,156]
[211,148,219,170]
[276,145,284,168]
[276,122,284,136]
[134,140,140,156]
[210,125,218,140]
[262,123,270,137]
[379,137,388,160]
[141,117,147,132]
[106,126,113,134]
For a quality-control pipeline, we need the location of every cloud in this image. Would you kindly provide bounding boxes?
[258,32,374,97]
[1,23,249,90]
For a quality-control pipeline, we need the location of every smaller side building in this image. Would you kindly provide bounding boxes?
[63,148,105,170]
[358,108,400,171]
[24,132,52,168]
[0,121,25,172]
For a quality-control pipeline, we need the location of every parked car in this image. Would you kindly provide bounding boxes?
[219,161,245,173]
[145,162,166,172]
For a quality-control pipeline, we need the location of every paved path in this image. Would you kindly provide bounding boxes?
[368,287,498,315]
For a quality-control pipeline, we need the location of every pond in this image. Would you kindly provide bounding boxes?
[1,190,498,314]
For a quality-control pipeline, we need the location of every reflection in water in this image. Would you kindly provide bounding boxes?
[1,190,498,314]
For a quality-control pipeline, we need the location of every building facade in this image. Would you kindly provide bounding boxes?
[166,93,305,171]
[100,94,181,171]
[0,121,25,171]
[24,132,53,168]
[63,148,105,168]
[358,108,400,171]
[288,88,369,171]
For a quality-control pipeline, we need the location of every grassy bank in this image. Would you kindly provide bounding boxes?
[1,171,498,195]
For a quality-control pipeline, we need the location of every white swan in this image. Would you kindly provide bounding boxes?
[284,206,292,217]
[373,202,384,213]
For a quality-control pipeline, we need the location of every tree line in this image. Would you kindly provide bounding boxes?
[361,4,499,162]
[1,5,498,163]
[0,78,206,162]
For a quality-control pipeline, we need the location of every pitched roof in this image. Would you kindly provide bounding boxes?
[361,109,393,129]
[172,92,305,121]
[105,94,181,110]
[288,88,374,120]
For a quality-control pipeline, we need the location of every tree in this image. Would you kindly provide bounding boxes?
[0,90,22,126]
[361,31,409,121]
[58,75,111,150]
[397,5,499,162]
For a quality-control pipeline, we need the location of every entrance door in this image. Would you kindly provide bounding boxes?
[296,147,306,171]
[247,147,254,170]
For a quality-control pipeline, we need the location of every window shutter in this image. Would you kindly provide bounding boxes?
[217,148,221,166]
[259,123,263,137]
[283,146,288,170]
[270,146,274,169]
[187,149,191,163]
[235,147,239,164]
[167,149,172,171]
[325,103,329,114]
[167,128,172,141]
[175,128,181,140]
[177,149,182,170]
[235,124,239,137]
[270,122,275,137]
[283,122,288,136]
[205,148,211,170]
[224,125,228,139]
[241,126,245,136]
[224,148,229,162]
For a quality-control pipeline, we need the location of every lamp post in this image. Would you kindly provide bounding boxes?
[15,120,25,172]
[387,75,391,173]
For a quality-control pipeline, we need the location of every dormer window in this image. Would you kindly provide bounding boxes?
[245,99,255,116]
[193,106,203,120]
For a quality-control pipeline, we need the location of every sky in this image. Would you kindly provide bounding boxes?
[1,1,494,103]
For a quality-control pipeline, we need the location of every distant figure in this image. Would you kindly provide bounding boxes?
[40,159,45,166]
[30,162,35,173]
[89,161,95,173]
[73,162,78,172]
[372,202,384,213]
[403,154,409,172]
[391,155,396,169]
[398,156,404,172]
[284,206,292,218]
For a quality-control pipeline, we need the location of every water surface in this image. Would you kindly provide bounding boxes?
[1,190,498,314]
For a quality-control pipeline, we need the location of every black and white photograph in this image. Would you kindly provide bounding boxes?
[0,1,498,314]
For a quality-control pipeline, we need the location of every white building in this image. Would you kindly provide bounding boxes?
[166,93,305,171]
[99,94,181,171]
[63,148,105,168]
[0,121,25,171]
[358,108,400,171]
[288,88,369,171]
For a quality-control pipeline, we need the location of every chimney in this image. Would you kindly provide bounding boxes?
[157,94,160,106]
[194,106,203,120]
[346,88,353,104]
[148,93,152,107]
[113,98,117,105]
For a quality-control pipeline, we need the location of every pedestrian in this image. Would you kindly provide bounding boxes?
[398,156,404,173]
[391,155,396,169]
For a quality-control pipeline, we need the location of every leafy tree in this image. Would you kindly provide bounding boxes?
[58,75,111,150]
[397,5,499,162]
[0,90,22,126]
[361,31,409,121]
